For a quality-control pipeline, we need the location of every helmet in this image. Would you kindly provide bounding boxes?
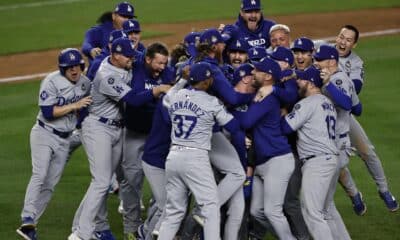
[58,48,85,75]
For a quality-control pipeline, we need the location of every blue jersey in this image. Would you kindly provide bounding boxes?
[199,57,253,106]
[124,56,174,133]
[82,21,115,62]
[241,95,291,165]
[223,15,275,49]
[142,98,171,169]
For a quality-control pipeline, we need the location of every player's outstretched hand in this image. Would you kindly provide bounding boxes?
[153,84,172,97]
[320,68,333,85]
[218,23,226,32]
[254,85,273,102]
[90,48,102,58]
[245,136,252,149]
[181,65,190,80]
[74,96,92,110]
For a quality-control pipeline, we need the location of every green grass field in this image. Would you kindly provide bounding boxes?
[0,0,399,55]
[0,34,399,239]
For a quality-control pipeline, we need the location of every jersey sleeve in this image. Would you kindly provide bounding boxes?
[350,56,364,83]
[99,75,131,102]
[212,97,234,127]
[284,99,313,131]
[38,78,58,106]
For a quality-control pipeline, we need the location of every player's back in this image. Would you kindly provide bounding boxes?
[168,88,232,151]
[293,94,338,159]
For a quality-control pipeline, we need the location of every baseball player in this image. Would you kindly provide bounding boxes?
[269,46,311,239]
[240,57,296,240]
[221,38,250,84]
[86,29,128,81]
[68,38,169,240]
[120,42,174,239]
[314,45,361,240]
[335,25,398,213]
[17,48,92,240]
[267,24,291,53]
[159,62,247,240]
[280,66,339,240]
[190,29,253,240]
[220,0,275,49]
[291,37,315,71]
[82,2,135,64]
[247,46,268,63]
[122,19,146,53]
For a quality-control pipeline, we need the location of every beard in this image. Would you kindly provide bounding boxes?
[251,78,262,89]
[298,82,309,98]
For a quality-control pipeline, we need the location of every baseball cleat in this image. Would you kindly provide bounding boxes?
[118,200,125,214]
[192,214,205,227]
[21,217,35,228]
[16,227,37,240]
[379,191,399,212]
[152,229,160,237]
[68,232,83,240]
[94,229,116,240]
[351,192,367,216]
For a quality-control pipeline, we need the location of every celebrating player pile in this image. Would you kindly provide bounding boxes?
[16,0,398,240]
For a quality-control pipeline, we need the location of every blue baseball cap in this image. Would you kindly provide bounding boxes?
[270,46,294,66]
[248,47,268,62]
[109,30,127,43]
[122,19,141,34]
[111,38,137,58]
[291,37,314,52]
[295,66,323,88]
[313,45,339,61]
[114,2,135,18]
[241,0,261,11]
[227,38,250,53]
[232,63,254,85]
[199,29,225,45]
[184,32,200,57]
[189,62,214,83]
[252,57,281,80]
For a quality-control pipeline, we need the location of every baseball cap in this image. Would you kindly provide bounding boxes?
[111,38,137,58]
[227,38,250,53]
[184,32,201,57]
[295,66,323,88]
[232,63,254,85]
[199,29,225,45]
[252,57,281,80]
[241,0,261,11]
[270,46,294,66]
[122,19,141,34]
[114,2,135,18]
[313,45,339,61]
[291,37,314,52]
[248,46,268,62]
[189,62,214,83]
[109,30,127,43]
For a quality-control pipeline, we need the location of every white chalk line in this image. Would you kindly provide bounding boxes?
[0,0,88,11]
[1,28,400,83]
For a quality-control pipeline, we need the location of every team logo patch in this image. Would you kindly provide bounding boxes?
[240,70,245,77]
[297,39,303,45]
[294,103,301,110]
[253,49,258,55]
[129,21,134,27]
[127,5,132,12]
[69,53,76,61]
[236,40,241,48]
[116,45,122,52]
[335,79,343,85]
[206,70,211,77]
[81,84,86,91]
[108,77,115,84]
[211,35,218,43]
[40,91,48,100]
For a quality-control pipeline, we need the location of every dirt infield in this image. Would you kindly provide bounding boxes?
[0,7,399,80]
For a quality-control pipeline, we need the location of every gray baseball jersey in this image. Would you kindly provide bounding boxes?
[89,56,132,119]
[323,71,359,136]
[38,71,91,131]
[165,88,233,150]
[285,94,338,159]
[338,51,364,83]
[21,70,90,225]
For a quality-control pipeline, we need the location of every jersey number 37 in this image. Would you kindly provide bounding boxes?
[173,114,197,139]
